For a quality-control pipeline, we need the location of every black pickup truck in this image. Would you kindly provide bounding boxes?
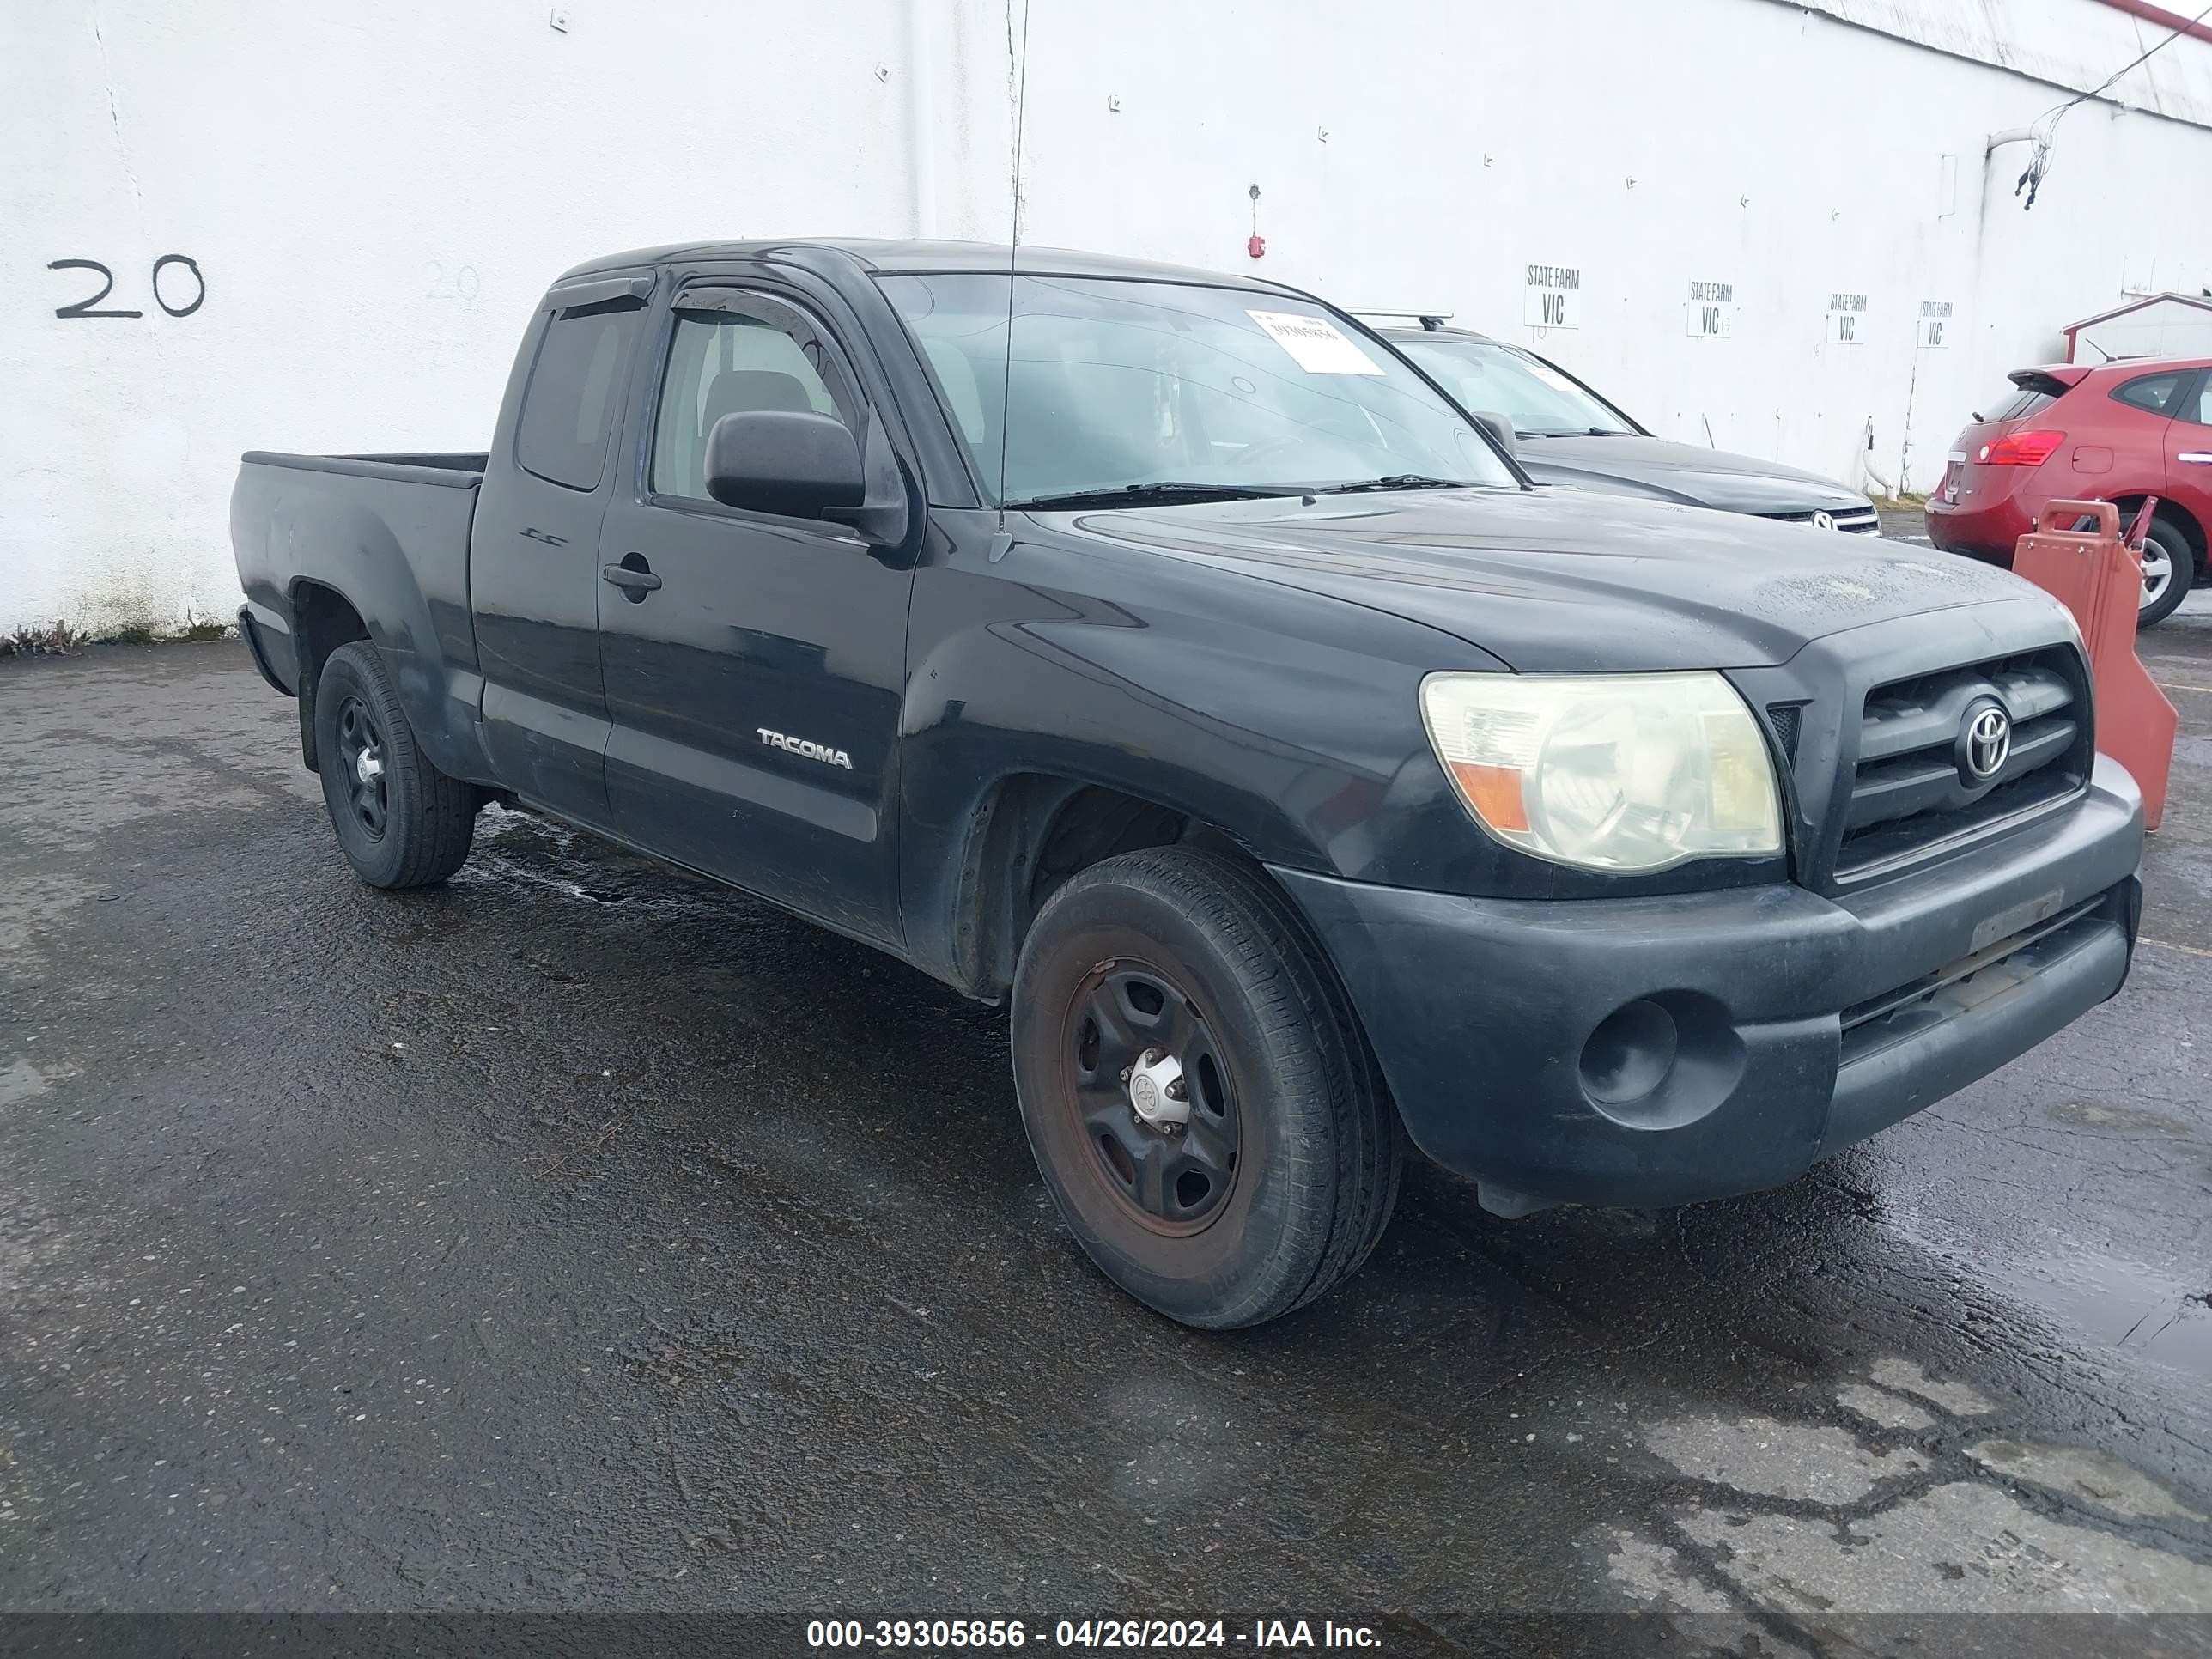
[233,240,2144,1328]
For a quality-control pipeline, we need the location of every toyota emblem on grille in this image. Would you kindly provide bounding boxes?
[1810,509,1838,532]
[1959,702,2012,784]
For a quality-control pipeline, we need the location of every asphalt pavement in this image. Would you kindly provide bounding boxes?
[3,551,2210,1655]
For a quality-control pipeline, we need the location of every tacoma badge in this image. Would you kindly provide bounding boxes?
[757,728,854,770]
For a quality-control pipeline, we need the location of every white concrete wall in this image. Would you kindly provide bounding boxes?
[5,0,2211,635]
[1012,0,2212,495]
[0,0,1006,636]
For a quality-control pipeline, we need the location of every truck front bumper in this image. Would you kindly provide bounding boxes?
[1273,757,2144,1214]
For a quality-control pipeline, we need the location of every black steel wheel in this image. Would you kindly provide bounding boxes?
[314,641,477,890]
[1066,958,1242,1235]
[332,693,389,840]
[1012,847,1401,1329]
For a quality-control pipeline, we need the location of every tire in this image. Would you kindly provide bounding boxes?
[2136,517,2195,629]
[1010,847,1401,1328]
[313,641,477,889]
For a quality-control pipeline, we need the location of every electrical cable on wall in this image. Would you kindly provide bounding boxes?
[2008,0,2212,208]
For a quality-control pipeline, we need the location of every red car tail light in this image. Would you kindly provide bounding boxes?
[1982,428,2065,466]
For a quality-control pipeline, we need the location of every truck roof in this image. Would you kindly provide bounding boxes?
[556,238,1301,294]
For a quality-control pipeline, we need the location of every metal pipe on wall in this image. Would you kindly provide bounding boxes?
[904,0,939,238]
[2087,0,2212,48]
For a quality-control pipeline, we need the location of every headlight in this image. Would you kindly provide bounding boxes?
[1419,671,1782,873]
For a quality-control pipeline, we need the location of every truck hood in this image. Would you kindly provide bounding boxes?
[1062,486,2037,672]
[1513,434,1870,516]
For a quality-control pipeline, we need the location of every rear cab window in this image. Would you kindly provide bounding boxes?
[515,298,647,490]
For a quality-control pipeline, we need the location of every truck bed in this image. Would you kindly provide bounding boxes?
[231,447,490,783]
[240,450,489,483]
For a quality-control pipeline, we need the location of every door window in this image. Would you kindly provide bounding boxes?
[515,300,643,490]
[650,298,860,504]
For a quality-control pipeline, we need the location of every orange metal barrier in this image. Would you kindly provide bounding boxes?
[2010,499,2178,831]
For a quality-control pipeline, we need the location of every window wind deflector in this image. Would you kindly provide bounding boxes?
[674,287,760,317]
[1008,482,1317,511]
[544,274,653,313]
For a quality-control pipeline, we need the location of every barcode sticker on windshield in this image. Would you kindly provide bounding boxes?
[1246,310,1385,375]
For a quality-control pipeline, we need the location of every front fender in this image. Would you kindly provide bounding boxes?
[894,511,1504,989]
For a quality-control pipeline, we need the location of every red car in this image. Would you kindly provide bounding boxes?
[1925,356,2210,626]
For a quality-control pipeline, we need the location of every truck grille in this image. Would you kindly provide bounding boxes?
[1832,648,2090,881]
[1762,506,1881,535]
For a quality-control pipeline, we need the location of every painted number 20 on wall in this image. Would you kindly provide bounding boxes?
[46,255,206,319]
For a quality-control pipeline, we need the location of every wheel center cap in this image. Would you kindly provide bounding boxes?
[356,747,383,786]
[1128,1048,1188,1128]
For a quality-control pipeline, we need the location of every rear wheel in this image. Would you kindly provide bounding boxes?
[1010,848,1400,1328]
[314,641,477,888]
[2137,517,2195,628]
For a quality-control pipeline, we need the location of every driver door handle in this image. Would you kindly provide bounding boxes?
[2177,452,2212,464]
[601,558,662,594]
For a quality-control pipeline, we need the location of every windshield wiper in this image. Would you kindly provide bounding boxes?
[1316,474,1471,495]
[1008,482,1315,511]
[1522,427,1631,438]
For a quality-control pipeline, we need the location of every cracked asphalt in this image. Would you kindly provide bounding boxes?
[3,561,2210,1655]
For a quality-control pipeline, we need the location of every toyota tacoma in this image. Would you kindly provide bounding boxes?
[231,240,2144,1328]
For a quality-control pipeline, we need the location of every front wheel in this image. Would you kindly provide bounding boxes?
[1010,848,1401,1328]
[314,641,477,889]
[2137,518,2196,629]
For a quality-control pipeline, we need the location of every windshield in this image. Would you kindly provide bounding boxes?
[878,273,1515,504]
[1393,337,1636,438]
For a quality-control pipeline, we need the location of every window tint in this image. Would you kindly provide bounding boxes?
[2113,373,2185,415]
[515,301,641,490]
[651,302,855,502]
[2192,377,2212,427]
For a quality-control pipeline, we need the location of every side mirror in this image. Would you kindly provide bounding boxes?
[704,410,865,520]
[1473,410,1517,459]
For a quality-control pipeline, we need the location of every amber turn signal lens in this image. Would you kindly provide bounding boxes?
[1448,761,1530,832]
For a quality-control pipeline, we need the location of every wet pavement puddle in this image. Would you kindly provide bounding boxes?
[1887,1212,2212,1381]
